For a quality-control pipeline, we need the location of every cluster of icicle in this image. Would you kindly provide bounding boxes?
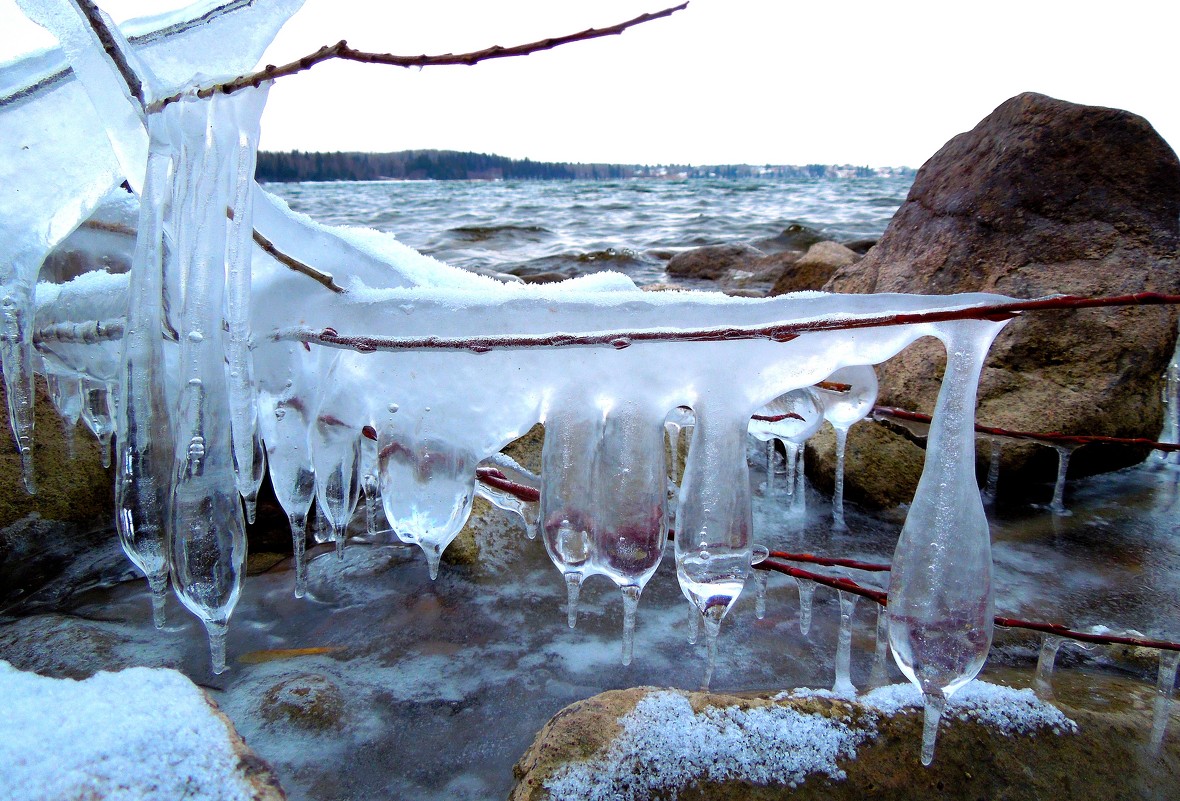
[6,0,1019,764]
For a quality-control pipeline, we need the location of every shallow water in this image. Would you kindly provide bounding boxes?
[6,453,1178,800]
[264,177,911,285]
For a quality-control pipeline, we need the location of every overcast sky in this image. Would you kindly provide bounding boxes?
[3,0,1178,168]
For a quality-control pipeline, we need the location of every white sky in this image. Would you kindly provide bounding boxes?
[2,0,1177,168]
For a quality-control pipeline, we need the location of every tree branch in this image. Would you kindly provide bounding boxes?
[149,2,690,111]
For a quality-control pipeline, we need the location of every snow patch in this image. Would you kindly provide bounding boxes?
[0,661,256,801]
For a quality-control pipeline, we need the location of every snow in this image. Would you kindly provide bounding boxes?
[0,660,256,801]
[546,682,1078,800]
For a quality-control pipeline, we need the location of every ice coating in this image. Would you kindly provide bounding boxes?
[1033,634,1064,700]
[1,0,303,492]
[832,590,858,696]
[867,605,891,689]
[1049,445,1075,516]
[1151,649,1180,753]
[887,319,1006,765]
[748,388,822,513]
[4,4,1026,716]
[476,451,540,539]
[258,389,315,597]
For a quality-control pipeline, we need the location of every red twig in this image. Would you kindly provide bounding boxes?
[874,405,1180,452]
[151,3,689,110]
[272,292,1180,354]
[475,466,541,503]
[755,559,1180,653]
[768,550,890,572]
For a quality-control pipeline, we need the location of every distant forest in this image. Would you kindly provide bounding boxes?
[254,149,912,183]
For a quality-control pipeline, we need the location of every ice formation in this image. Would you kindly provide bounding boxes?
[3,0,1044,762]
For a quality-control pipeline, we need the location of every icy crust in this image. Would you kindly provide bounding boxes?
[0,661,256,801]
[859,681,1079,735]
[547,683,1077,801]
[544,690,867,801]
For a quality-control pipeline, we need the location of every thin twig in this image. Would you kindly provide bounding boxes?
[252,229,345,293]
[873,405,1180,452]
[149,3,690,111]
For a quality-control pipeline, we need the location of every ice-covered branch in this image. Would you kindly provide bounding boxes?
[149,2,690,111]
[269,292,1180,354]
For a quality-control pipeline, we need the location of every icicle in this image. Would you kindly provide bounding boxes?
[540,397,600,627]
[361,434,380,537]
[868,604,891,688]
[753,569,769,620]
[832,426,848,531]
[793,446,807,516]
[665,406,694,485]
[1049,445,1074,516]
[259,394,316,598]
[796,577,817,636]
[45,373,82,459]
[1150,649,1180,754]
[700,605,723,690]
[312,419,362,561]
[784,440,797,497]
[686,601,701,645]
[79,378,115,468]
[832,590,858,696]
[223,85,269,518]
[590,399,668,665]
[765,439,775,496]
[1,283,37,493]
[814,366,878,531]
[114,110,174,628]
[1156,327,1180,463]
[476,451,540,539]
[675,403,753,687]
[166,92,249,675]
[1033,634,1064,700]
[888,319,1005,765]
[313,504,330,545]
[983,437,1001,504]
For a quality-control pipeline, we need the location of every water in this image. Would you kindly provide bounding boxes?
[264,177,911,285]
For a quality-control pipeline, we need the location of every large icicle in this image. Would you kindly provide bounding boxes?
[166,91,250,675]
[887,319,1007,765]
[676,402,753,689]
[114,110,174,628]
[223,84,269,522]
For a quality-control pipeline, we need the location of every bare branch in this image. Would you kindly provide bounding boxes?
[251,229,345,293]
[149,2,690,111]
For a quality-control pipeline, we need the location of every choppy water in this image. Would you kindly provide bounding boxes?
[265,177,912,284]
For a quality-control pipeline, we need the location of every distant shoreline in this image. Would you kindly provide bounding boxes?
[256,149,915,184]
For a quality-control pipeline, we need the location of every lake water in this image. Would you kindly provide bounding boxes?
[264,176,913,284]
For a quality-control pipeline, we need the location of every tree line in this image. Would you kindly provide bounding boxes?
[254,150,911,183]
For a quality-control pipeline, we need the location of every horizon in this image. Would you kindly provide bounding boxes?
[2,1,1178,167]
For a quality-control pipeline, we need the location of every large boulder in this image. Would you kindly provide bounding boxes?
[510,682,1178,801]
[825,92,1180,498]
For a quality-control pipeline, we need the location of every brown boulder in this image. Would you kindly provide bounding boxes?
[825,93,1180,495]
[666,243,768,280]
[771,241,861,296]
[511,682,1179,801]
[805,420,926,510]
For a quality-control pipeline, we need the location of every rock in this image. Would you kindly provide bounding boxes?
[840,238,877,255]
[0,376,113,528]
[665,243,768,281]
[720,251,799,290]
[805,420,926,510]
[511,683,1180,801]
[754,223,826,254]
[521,271,570,284]
[825,93,1180,497]
[260,672,347,732]
[771,241,860,296]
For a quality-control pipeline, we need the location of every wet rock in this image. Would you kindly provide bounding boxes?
[825,92,1180,497]
[511,684,1180,801]
[805,420,926,510]
[260,672,347,732]
[771,241,860,296]
[0,613,157,679]
[754,223,826,254]
[521,271,570,285]
[720,252,797,290]
[665,243,767,280]
[840,238,878,255]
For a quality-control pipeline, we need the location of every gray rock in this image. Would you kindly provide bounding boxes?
[665,243,767,280]
[825,92,1180,497]
[754,223,826,253]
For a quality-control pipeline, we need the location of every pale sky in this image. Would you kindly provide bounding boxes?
[2,0,1177,168]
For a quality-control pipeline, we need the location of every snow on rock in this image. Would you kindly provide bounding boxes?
[515,682,1082,801]
[0,660,283,801]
